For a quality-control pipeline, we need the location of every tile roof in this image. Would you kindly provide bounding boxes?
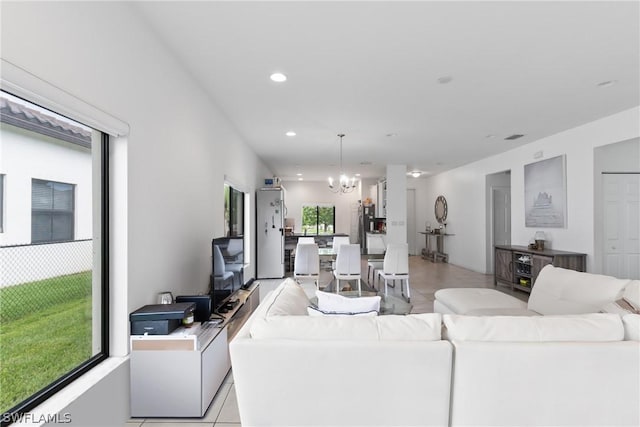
[0,97,91,148]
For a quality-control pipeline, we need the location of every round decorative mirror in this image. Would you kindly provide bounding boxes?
[434,195,448,224]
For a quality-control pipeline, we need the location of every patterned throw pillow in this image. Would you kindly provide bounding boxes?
[601,298,640,315]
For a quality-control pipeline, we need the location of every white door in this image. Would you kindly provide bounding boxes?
[407,189,417,255]
[603,173,640,279]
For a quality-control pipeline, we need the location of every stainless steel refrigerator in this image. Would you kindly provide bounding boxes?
[256,188,285,278]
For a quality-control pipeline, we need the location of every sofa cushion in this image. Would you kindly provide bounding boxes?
[443,313,624,342]
[622,314,640,341]
[251,313,442,341]
[263,278,310,317]
[306,306,378,317]
[528,265,630,315]
[465,307,540,316]
[315,290,381,314]
[434,288,527,314]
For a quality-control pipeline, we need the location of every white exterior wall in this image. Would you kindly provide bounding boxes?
[0,124,93,246]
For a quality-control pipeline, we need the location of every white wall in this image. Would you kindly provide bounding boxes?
[385,165,407,245]
[280,180,361,239]
[1,1,271,424]
[420,107,640,274]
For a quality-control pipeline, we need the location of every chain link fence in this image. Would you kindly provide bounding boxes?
[0,240,92,323]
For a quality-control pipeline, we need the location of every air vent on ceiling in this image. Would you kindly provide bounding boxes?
[504,134,525,141]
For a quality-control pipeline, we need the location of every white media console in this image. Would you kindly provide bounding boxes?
[130,282,260,418]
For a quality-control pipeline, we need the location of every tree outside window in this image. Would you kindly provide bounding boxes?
[302,205,335,235]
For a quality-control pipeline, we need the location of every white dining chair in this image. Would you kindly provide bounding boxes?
[330,236,351,270]
[294,243,320,289]
[377,243,410,302]
[332,244,362,295]
[331,236,351,253]
[298,237,316,245]
[366,234,386,289]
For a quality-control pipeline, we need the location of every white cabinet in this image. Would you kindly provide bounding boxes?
[130,282,260,418]
[130,326,230,417]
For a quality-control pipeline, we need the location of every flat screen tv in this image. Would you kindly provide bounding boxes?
[211,236,244,313]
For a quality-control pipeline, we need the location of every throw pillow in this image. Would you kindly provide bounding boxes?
[265,278,310,317]
[601,298,640,315]
[316,290,381,314]
[622,280,640,311]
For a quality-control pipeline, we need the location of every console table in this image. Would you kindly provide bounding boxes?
[494,245,586,293]
[130,281,259,417]
[420,231,454,262]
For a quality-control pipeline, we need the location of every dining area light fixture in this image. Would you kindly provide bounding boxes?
[328,133,357,194]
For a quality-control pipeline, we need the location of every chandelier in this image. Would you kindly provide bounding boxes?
[328,133,357,194]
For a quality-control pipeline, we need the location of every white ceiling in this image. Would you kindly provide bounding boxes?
[133,1,639,181]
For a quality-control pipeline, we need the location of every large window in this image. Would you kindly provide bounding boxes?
[302,205,335,235]
[224,184,244,237]
[0,90,108,419]
[31,179,75,243]
[0,174,4,233]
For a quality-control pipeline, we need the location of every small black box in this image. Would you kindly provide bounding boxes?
[175,295,212,322]
[129,302,195,335]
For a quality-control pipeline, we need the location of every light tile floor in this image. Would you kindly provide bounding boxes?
[127,256,529,426]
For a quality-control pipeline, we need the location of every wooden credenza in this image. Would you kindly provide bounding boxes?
[494,245,586,293]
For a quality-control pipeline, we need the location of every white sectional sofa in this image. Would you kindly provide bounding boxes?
[230,277,640,427]
[230,279,452,426]
[434,264,639,315]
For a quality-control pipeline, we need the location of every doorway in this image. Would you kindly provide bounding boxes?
[486,171,511,273]
[602,173,640,279]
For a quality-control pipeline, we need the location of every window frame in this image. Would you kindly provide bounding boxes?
[0,174,4,233]
[0,95,110,423]
[224,183,245,238]
[301,204,336,235]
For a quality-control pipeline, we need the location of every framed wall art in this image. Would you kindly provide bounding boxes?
[524,155,567,228]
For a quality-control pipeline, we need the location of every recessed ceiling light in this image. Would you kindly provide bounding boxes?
[597,80,617,88]
[296,173,302,176]
[410,171,422,178]
[504,134,525,141]
[298,177,303,181]
[355,173,361,177]
[270,72,287,83]
[286,131,296,137]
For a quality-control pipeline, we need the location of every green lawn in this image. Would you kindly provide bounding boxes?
[0,272,92,412]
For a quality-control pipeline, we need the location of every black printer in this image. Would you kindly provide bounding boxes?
[129,302,195,335]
